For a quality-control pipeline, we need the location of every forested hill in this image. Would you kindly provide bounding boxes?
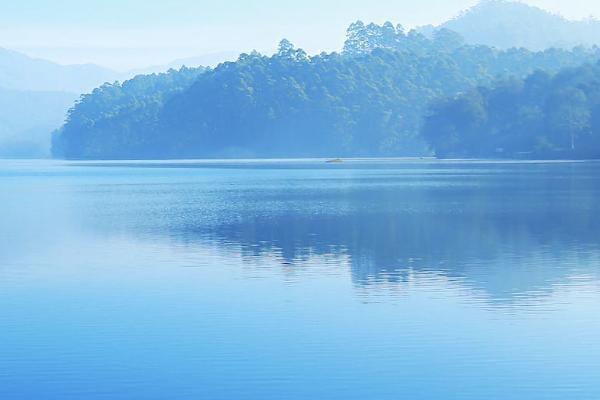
[422,62,600,159]
[433,0,600,50]
[53,23,600,160]
[52,67,205,159]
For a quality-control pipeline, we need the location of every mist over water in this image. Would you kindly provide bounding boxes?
[1,159,599,399]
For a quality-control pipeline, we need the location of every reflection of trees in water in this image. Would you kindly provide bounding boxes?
[202,211,600,302]
[82,162,600,301]
[177,164,600,301]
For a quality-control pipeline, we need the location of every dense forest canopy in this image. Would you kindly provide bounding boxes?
[423,62,600,159]
[53,22,600,160]
[52,67,205,159]
[343,21,465,56]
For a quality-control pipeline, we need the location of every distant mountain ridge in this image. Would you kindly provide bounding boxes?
[128,52,239,76]
[0,47,119,93]
[427,0,600,50]
[0,47,119,157]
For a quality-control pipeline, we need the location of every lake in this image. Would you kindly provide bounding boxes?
[1,159,600,400]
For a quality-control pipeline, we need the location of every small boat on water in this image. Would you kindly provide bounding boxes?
[326,158,343,164]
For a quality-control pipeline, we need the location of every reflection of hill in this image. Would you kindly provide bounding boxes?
[204,203,600,302]
[79,161,600,302]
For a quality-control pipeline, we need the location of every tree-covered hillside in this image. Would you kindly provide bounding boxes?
[423,62,600,159]
[53,23,600,160]
[52,67,205,159]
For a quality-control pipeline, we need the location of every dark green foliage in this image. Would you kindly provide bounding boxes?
[422,62,600,159]
[53,67,205,159]
[54,23,600,160]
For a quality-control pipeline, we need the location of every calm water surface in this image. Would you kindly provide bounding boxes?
[1,159,599,399]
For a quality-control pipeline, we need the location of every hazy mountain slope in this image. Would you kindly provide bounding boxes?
[0,46,228,158]
[438,0,600,50]
[0,47,118,93]
[0,47,118,157]
[0,88,77,157]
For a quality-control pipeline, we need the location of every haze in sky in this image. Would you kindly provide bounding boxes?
[1,0,600,70]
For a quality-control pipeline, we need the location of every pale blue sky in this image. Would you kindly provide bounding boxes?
[1,0,599,70]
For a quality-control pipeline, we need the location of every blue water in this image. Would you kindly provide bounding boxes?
[1,159,600,400]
